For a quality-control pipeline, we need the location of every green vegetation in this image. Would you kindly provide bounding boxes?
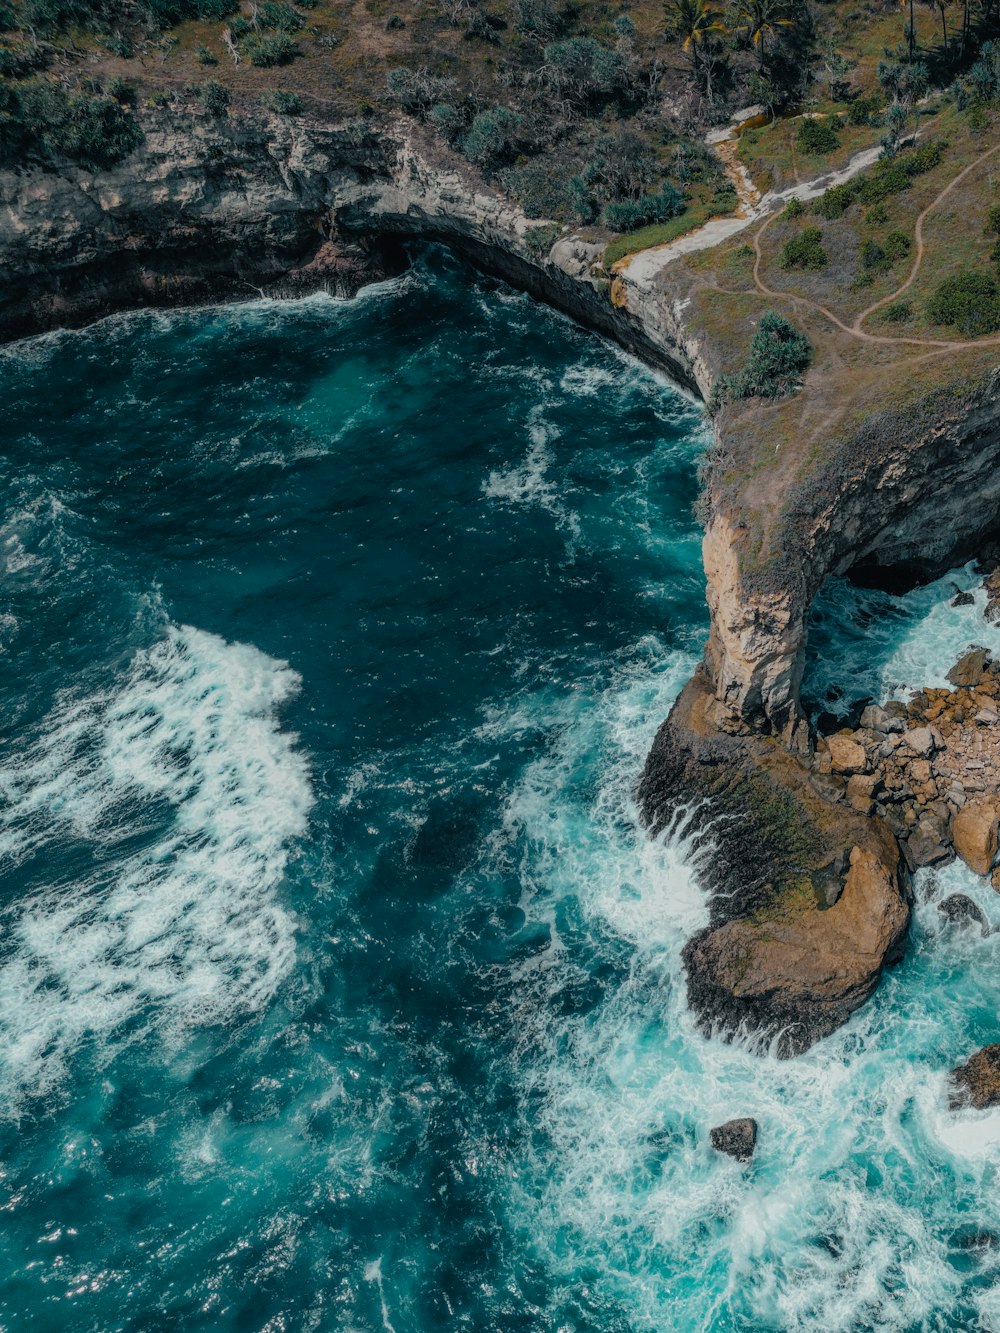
[797,117,840,154]
[711,310,812,407]
[200,79,230,114]
[260,88,303,114]
[879,299,913,323]
[781,226,828,270]
[814,140,946,219]
[927,271,1000,336]
[0,78,142,166]
[523,222,561,257]
[602,184,684,232]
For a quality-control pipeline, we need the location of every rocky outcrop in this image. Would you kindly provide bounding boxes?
[710,1117,758,1160]
[950,1045,1000,1109]
[807,649,1000,876]
[641,671,911,1056]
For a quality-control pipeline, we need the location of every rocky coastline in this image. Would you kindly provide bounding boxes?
[4,105,1000,1060]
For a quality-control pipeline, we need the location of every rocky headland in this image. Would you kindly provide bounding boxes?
[4,104,1000,1059]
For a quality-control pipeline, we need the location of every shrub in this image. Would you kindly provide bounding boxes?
[865,202,888,225]
[258,1,303,30]
[782,197,805,220]
[927,271,1000,336]
[987,205,1000,237]
[797,117,840,154]
[106,76,136,104]
[462,105,524,170]
[880,300,912,323]
[860,239,887,272]
[0,40,48,75]
[385,66,457,116]
[195,42,218,65]
[385,13,404,28]
[239,30,296,64]
[0,79,143,167]
[711,311,812,406]
[200,80,230,115]
[542,36,626,105]
[848,94,882,126]
[781,226,828,269]
[814,181,854,219]
[523,221,561,256]
[883,230,911,262]
[428,102,466,145]
[511,0,559,39]
[601,183,685,231]
[261,88,303,114]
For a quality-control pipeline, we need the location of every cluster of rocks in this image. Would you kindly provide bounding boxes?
[811,645,1000,881]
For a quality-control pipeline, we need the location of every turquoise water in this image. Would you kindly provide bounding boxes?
[2,249,1000,1331]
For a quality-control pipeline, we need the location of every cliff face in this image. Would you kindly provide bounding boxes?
[700,374,1000,744]
[0,110,703,392]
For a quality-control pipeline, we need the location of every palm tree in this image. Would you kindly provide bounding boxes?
[902,0,916,60]
[735,0,796,67]
[667,0,726,83]
[923,0,951,50]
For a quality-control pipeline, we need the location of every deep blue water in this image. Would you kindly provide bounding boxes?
[3,250,1000,1332]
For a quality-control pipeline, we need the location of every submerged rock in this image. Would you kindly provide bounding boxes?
[710,1118,758,1161]
[938,894,989,935]
[950,1045,1000,1110]
[951,802,999,877]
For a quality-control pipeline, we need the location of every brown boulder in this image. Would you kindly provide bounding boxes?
[951,802,999,877]
[685,841,910,1056]
[951,1046,1000,1109]
[948,647,992,689]
[710,1118,758,1161]
[828,735,867,774]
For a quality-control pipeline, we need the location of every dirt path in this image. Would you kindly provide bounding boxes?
[749,140,1000,351]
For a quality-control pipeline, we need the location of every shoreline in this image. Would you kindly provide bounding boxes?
[4,106,1000,1054]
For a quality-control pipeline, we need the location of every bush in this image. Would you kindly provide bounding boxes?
[601,183,684,232]
[781,226,828,269]
[711,311,812,406]
[258,1,303,30]
[865,202,888,225]
[782,197,805,220]
[511,0,559,39]
[883,230,911,262]
[542,36,626,105]
[200,80,230,115]
[848,94,882,126]
[462,105,524,170]
[239,30,296,64]
[0,40,48,75]
[987,204,1000,237]
[797,117,840,154]
[195,42,218,65]
[0,79,143,167]
[385,66,457,116]
[428,102,466,145]
[880,299,912,323]
[813,140,945,220]
[261,88,303,114]
[927,271,1000,336]
[814,181,854,219]
[860,239,887,272]
[106,76,136,104]
[523,221,561,256]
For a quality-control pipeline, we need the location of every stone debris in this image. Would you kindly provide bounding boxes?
[813,645,1000,878]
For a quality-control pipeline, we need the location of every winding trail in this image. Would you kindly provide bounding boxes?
[618,128,1000,355]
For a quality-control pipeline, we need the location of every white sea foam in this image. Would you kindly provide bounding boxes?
[488,635,1000,1330]
[0,624,312,1108]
